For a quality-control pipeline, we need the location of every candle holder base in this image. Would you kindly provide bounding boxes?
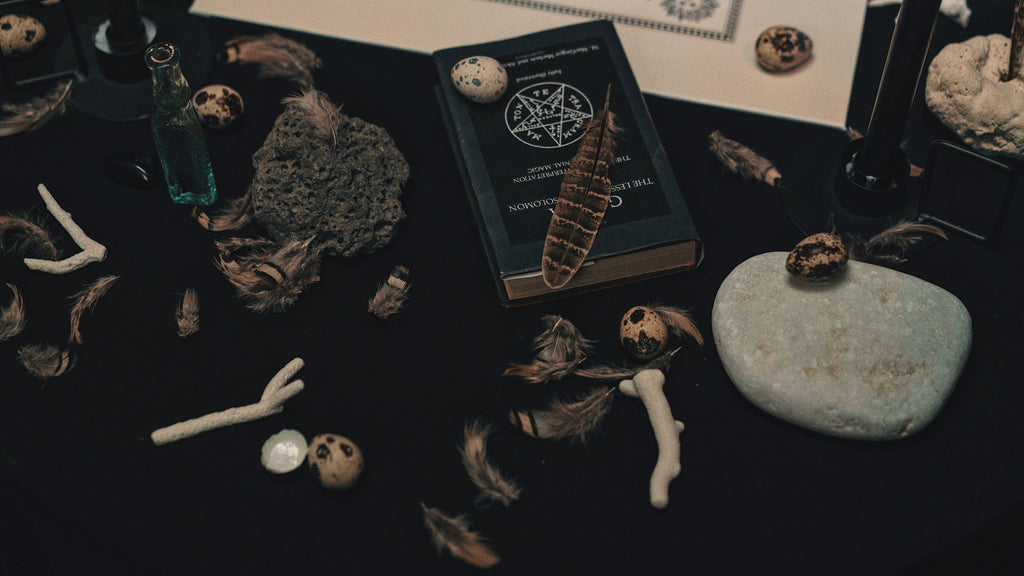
[783,130,922,238]
[52,5,211,122]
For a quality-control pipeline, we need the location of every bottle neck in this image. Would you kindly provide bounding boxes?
[145,43,191,109]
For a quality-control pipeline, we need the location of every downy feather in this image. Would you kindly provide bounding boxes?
[509,386,615,442]
[421,503,500,569]
[281,88,342,146]
[220,33,321,86]
[460,420,521,506]
[0,80,72,137]
[0,214,58,260]
[848,221,948,264]
[215,237,322,313]
[68,275,119,345]
[708,130,781,186]
[176,288,200,338]
[18,344,75,379]
[1,283,27,342]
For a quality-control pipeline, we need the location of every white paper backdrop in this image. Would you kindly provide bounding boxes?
[190,0,867,128]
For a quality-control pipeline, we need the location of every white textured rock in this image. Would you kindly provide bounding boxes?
[712,252,971,440]
[924,34,1024,161]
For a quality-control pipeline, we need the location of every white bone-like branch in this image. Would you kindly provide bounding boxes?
[151,358,306,446]
[23,183,107,274]
[619,369,684,509]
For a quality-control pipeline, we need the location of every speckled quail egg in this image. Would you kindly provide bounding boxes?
[307,433,363,490]
[620,306,669,361]
[756,26,813,72]
[785,232,849,281]
[0,14,46,57]
[451,55,508,104]
[192,84,244,130]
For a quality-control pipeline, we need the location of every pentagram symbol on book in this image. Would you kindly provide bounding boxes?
[505,82,593,149]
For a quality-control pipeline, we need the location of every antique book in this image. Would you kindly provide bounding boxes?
[434,20,701,306]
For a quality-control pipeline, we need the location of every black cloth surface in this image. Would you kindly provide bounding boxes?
[2,1,1023,574]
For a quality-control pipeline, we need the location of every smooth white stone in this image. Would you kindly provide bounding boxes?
[712,252,971,440]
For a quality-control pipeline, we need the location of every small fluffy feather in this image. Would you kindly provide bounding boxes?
[847,221,948,264]
[1,283,27,342]
[191,193,253,231]
[368,265,411,319]
[0,80,72,137]
[215,237,322,313]
[574,348,681,381]
[421,503,500,569]
[460,420,521,506]
[281,88,342,146]
[220,33,321,86]
[18,344,75,379]
[67,275,119,345]
[708,130,781,186]
[651,305,704,346]
[176,289,200,338]
[503,316,593,384]
[0,214,58,260]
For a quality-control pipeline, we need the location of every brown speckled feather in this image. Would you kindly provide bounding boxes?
[541,86,619,289]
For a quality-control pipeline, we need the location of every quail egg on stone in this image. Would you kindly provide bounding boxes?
[451,55,508,104]
[192,84,244,130]
[0,14,46,57]
[756,26,813,72]
[785,232,849,281]
[620,306,669,361]
[307,433,363,490]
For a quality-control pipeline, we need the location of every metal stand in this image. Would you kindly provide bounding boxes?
[51,0,212,122]
[783,0,942,236]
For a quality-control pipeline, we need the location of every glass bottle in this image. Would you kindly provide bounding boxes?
[144,42,217,206]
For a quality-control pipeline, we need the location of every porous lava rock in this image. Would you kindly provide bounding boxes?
[250,96,409,257]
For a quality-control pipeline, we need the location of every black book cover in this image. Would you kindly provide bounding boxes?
[434,20,701,303]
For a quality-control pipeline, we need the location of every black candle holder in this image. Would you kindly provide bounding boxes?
[783,0,942,237]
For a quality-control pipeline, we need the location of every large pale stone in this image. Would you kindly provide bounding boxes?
[924,34,1024,161]
[712,252,971,440]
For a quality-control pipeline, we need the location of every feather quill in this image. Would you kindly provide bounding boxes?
[215,237,322,313]
[509,386,615,442]
[574,347,680,382]
[421,503,500,569]
[1,283,27,342]
[18,344,75,379]
[460,420,521,506]
[0,214,58,260]
[176,288,200,338]
[541,85,619,289]
[220,33,321,86]
[0,80,73,137]
[708,130,781,186]
[847,221,947,265]
[68,275,119,345]
[281,88,342,146]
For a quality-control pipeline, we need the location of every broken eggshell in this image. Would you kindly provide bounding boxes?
[260,429,308,474]
[785,232,849,281]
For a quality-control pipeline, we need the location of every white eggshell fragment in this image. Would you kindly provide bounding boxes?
[192,84,245,130]
[0,14,46,57]
[451,55,508,104]
[260,429,308,474]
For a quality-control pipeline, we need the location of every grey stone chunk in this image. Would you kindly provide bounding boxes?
[250,102,409,258]
[712,252,971,441]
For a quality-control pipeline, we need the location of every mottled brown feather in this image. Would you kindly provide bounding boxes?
[541,86,619,289]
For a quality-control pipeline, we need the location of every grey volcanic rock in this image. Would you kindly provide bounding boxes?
[712,252,971,441]
[250,101,409,257]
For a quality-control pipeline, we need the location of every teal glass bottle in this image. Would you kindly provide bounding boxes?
[144,42,217,206]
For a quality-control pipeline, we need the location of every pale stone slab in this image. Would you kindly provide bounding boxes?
[712,252,971,440]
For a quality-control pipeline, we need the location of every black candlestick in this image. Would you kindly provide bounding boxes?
[784,0,943,236]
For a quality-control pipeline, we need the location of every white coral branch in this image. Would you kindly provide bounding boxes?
[23,184,107,274]
[619,369,684,509]
[151,358,306,445]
